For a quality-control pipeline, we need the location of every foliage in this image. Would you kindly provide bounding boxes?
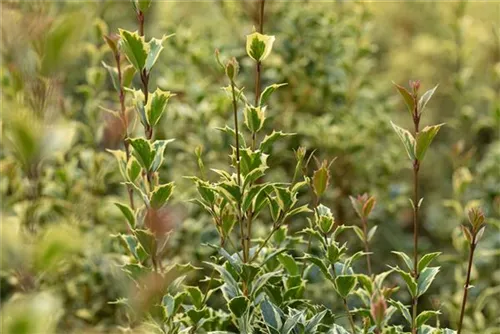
[1,1,499,334]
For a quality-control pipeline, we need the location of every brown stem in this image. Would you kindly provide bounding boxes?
[411,101,421,334]
[137,11,145,37]
[457,237,476,334]
[361,217,372,276]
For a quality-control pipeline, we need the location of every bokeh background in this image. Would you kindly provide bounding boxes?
[1,1,499,333]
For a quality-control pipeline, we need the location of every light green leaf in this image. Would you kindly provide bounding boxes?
[415,124,444,161]
[259,83,287,106]
[146,89,173,127]
[418,252,441,272]
[388,299,412,325]
[145,34,174,73]
[391,266,417,297]
[114,202,136,229]
[260,131,294,153]
[415,310,440,327]
[278,253,299,276]
[151,139,175,172]
[417,267,440,297]
[418,85,438,115]
[392,251,414,271]
[391,121,415,160]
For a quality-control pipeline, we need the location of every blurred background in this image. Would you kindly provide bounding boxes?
[1,1,499,333]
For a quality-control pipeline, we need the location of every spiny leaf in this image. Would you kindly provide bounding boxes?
[119,29,147,72]
[150,182,175,209]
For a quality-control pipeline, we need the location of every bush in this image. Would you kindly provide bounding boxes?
[1,1,498,334]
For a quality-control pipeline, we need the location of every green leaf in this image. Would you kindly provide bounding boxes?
[129,137,154,171]
[114,202,136,229]
[259,83,287,106]
[138,0,152,12]
[261,298,282,330]
[391,121,416,160]
[418,252,441,272]
[246,32,275,62]
[278,253,299,276]
[418,85,438,115]
[335,275,357,298]
[146,89,173,127]
[274,186,296,213]
[392,251,414,271]
[415,310,440,327]
[301,255,333,281]
[415,124,444,161]
[145,35,173,73]
[312,161,330,198]
[122,65,136,88]
[244,104,266,133]
[102,61,119,91]
[393,82,415,116]
[417,267,440,297]
[135,229,156,256]
[186,286,203,309]
[228,296,249,318]
[150,182,175,209]
[388,299,412,325]
[126,156,141,182]
[119,29,147,72]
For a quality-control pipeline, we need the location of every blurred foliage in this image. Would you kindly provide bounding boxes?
[1,1,499,333]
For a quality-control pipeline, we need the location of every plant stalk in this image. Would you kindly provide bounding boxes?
[457,236,476,334]
[361,216,372,276]
[230,81,245,262]
[411,102,421,334]
[137,10,152,139]
[115,52,135,211]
